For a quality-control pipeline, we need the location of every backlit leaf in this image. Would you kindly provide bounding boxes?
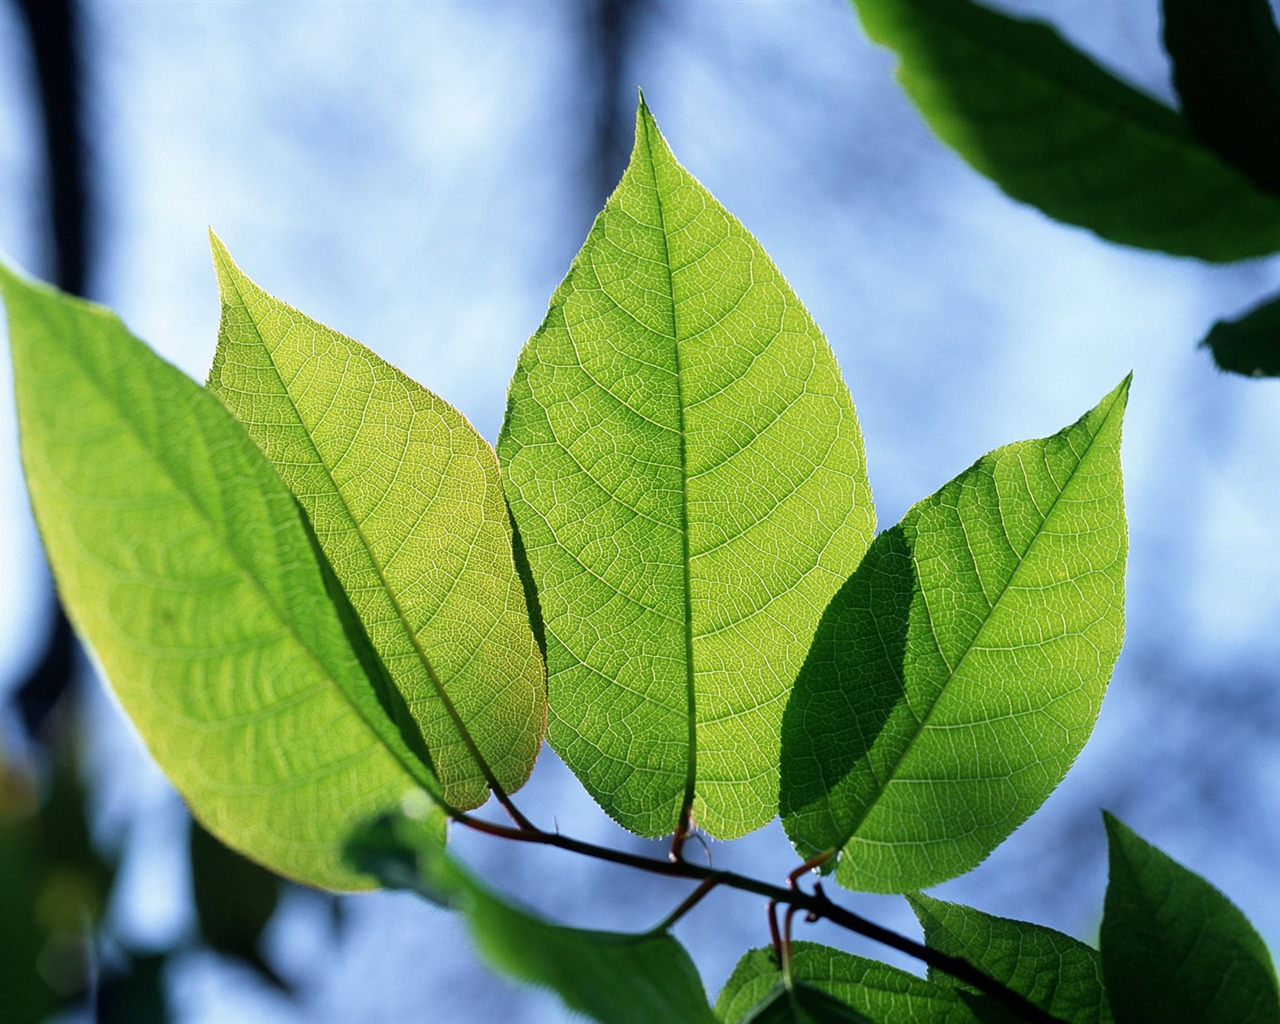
[716,943,983,1024]
[207,238,546,809]
[782,379,1129,892]
[909,893,1112,1024]
[497,98,875,839]
[2,265,444,890]
[850,0,1280,261]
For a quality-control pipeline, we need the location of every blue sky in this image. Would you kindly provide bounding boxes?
[1,2,1276,1021]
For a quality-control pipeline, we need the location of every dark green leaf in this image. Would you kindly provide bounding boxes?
[1162,0,1280,195]
[1202,288,1280,377]
[97,953,171,1024]
[1101,812,1280,1024]
[850,0,1280,261]
[716,942,985,1024]
[736,981,877,1024]
[347,812,717,1024]
[909,893,1112,1024]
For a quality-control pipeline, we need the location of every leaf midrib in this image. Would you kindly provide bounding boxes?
[214,258,501,798]
[836,393,1122,852]
[637,109,698,833]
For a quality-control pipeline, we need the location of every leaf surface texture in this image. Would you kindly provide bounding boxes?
[1101,813,1280,1024]
[909,893,1112,1024]
[498,100,874,837]
[2,267,442,889]
[208,239,546,808]
[716,942,985,1023]
[782,380,1129,891]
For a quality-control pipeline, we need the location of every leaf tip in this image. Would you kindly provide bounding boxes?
[208,230,238,291]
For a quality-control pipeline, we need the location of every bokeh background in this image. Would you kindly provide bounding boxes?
[0,1,1275,1021]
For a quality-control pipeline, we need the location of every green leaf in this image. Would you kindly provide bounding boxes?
[909,893,1112,1024]
[716,943,983,1024]
[736,982,877,1024]
[1100,813,1280,1024]
[346,812,718,1024]
[207,239,546,810]
[497,98,875,839]
[850,0,1280,261]
[1,264,445,890]
[1202,288,1280,378]
[782,379,1129,892]
[1162,0,1280,196]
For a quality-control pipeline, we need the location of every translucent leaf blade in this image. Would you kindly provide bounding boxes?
[716,943,985,1024]
[2,265,444,890]
[850,0,1280,261]
[1101,813,1280,1024]
[909,893,1113,1024]
[497,99,875,838]
[782,379,1129,892]
[347,813,717,1024]
[207,239,546,809]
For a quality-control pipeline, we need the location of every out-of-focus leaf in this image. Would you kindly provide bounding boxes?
[208,239,546,809]
[2,264,445,890]
[1162,0,1280,195]
[0,760,60,1024]
[782,379,1129,892]
[498,97,875,840]
[1202,289,1280,377]
[850,0,1280,261]
[716,943,985,1023]
[346,812,717,1024]
[1100,813,1280,1024]
[190,818,288,991]
[0,717,118,1024]
[909,893,1112,1024]
[97,952,170,1024]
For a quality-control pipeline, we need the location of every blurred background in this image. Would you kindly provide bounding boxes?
[0,1,1275,1021]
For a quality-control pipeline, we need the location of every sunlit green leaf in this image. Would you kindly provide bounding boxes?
[1202,288,1280,378]
[716,943,984,1024]
[849,0,1280,261]
[497,98,875,839]
[1162,0,1280,196]
[2,265,444,890]
[909,893,1112,1024]
[207,238,546,809]
[1101,813,1280,1024]
[782,379,1129,892]
[347,812,717,1024]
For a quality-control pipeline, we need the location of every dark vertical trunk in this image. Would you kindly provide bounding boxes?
[582,0,647,209]
[10,0,92,736]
